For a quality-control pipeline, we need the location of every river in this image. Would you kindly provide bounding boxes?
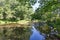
[30,24,45,40]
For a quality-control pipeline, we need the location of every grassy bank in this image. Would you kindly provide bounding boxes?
[0,20,30,24]
[0,20,31,28]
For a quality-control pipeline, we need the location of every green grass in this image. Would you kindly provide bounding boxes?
[0,20,30,25]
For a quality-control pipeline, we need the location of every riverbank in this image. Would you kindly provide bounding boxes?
[0,20,39,28]
[0,20,31,28]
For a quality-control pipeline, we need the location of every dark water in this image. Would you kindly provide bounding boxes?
[30,24,45,40]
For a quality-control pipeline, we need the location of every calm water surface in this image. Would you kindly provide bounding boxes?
[30,24,45,40]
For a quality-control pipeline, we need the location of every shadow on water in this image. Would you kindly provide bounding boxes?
[30,24,45,40]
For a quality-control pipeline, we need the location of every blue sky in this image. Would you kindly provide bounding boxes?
[31,0,40,11]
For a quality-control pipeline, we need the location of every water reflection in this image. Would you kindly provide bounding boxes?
[30,24,45,40]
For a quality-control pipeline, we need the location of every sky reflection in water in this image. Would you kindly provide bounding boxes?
[30,26,45,40]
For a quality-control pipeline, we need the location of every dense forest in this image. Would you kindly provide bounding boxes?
[0,0,60,21]
[0,0,60,40]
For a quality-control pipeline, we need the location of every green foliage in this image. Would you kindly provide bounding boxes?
[32,0,59,20]
[0,0,33,21]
